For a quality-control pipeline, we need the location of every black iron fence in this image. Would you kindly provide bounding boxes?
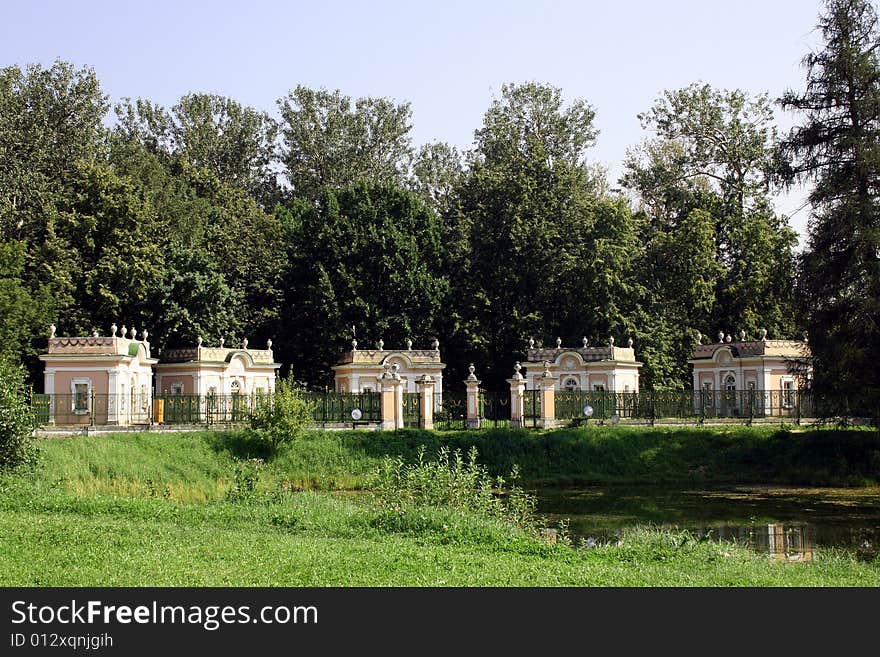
[553,389,815,422]
[403,392,421,428]
[30,388,831,429]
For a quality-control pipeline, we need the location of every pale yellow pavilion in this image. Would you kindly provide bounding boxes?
[154,337,280,397]
[333,338,445,401]
[522,336,642,392]
[688,329,811,415]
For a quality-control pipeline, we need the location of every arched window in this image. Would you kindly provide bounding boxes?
[563,377,579,392]
[724,374,736,391]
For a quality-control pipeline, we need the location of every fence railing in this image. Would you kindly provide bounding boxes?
[30,387,829,429]
[553,389,815,422]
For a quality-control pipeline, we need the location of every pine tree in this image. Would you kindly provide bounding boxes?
[779,0,880,417]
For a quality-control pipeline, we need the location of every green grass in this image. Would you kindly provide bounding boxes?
[3,426,878,586]
[33,425,880,500]
[1,477,877,586]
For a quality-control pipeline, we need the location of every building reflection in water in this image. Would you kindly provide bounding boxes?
[720,523,815,562]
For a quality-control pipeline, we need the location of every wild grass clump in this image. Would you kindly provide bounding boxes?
[225,458,265,503]
[367,445,540,534]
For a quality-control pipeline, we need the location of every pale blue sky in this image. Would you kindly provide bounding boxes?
[2,0,829,242]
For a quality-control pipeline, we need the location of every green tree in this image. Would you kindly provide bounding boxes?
[778,0,880,415]
[623,83,799,386]
[281,183,448,385]
[277,86,413,201]
[451,82,640,388]
[115,94,279,204]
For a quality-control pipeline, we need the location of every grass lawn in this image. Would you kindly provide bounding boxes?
[2,427,879,586]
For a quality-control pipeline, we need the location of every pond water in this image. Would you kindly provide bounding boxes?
[534,485,880,562]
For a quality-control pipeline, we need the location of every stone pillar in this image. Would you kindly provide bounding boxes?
[379,363,404,431]
[537,364,557,429]
[465,364,481,429]
[415,375,435,430]
[508,362,526,428]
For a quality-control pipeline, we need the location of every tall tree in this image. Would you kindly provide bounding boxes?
[277,86,413,201]
[452,82,641,389]
[778,0,880,415]
[115,93,279,204]
[623,83,799,386]
[280,183,448,385]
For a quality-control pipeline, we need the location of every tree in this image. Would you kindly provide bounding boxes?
[623,83,799,386]
[452,82,641,388]
[0,60,107,244]
[277,86,413,201]
[280,183,448,385]
[115,93,279,205]
[778,0,880,415]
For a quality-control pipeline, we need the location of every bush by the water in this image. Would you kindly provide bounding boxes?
[247,376,314,450]
[0,357,37,472]
[368,445,539,534]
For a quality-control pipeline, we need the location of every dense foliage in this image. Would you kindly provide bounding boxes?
[2,4,868,399]
[0,357,37,471]
[779,0,880,416]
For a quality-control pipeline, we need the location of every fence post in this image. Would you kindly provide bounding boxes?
[89,389,95,427]
[537,362,556,429]
[415,375,435,430]
[465,364,481,429]
[507,362,526,428]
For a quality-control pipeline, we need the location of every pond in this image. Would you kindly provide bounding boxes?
[534,485,880,562]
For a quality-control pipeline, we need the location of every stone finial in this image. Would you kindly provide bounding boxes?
[802,330,808,344]
[120,325,127,339]
[377,339,384,350]
[556,337,562,348]
[382,361,391,377]
[351,338,358,351]
[759,328,768,341]
[110,323,116,337]
[405,338,412,350]
[219,337,225,348]
[512,361,524,381]
[267,338,272,350]
[582,336,589,348]
[242,337,248,349]
[609,336,615,346]
[391,362,401,380]
[542,360,552,377]
[197,336,203,346]
[717,330,724,343]
[49,324,56,339]
[130,326,137,339]
[695,332,702,345]
[528,337,535,349]
[92,329,99,337]
[739,329,746,341]
[627,337,634,348]
[466,363,477,381]
[432,338,440,351]
[142,329,149,341]
[724,334,732,343]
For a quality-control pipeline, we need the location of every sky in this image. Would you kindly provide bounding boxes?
[1,0,829,244]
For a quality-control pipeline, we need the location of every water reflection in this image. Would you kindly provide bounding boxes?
[535,486,880,561]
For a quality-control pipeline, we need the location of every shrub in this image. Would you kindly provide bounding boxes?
[247,376,314,451]
[367,445,540,534]
[0,356,38,472]
[225,458,264,502]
